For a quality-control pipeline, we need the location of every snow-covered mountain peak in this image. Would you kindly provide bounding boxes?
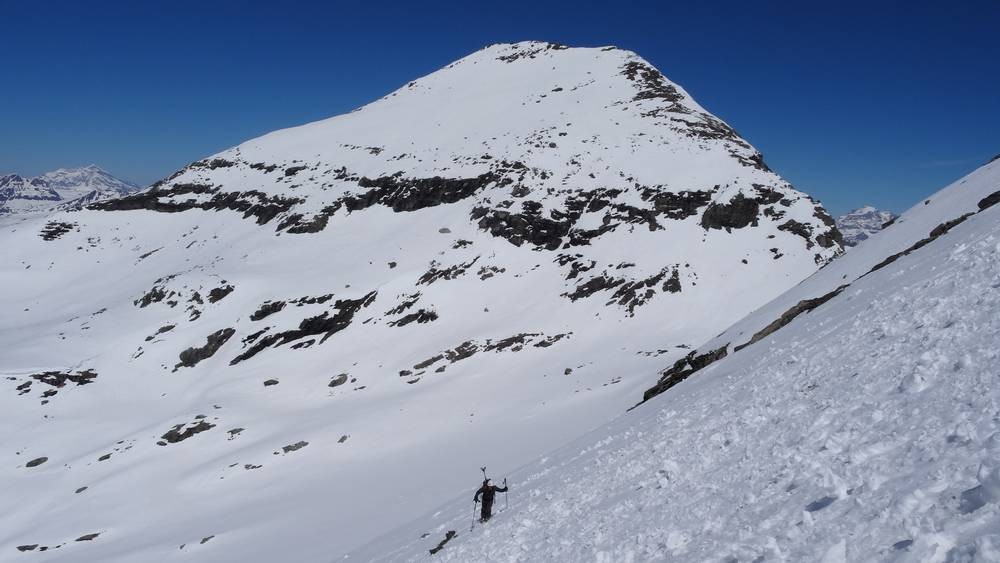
[0,173,60,205]
[0,165,139,216]
[39,165,138,194]
[836,205,897,247]
[143,41,841,262]
[232,40,770,186]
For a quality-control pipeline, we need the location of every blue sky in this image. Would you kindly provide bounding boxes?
[1,0,997,216]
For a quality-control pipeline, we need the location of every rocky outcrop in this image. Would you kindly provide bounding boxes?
[175,328,236,370]
[32,369,97,388]
[978,190,1000,211]
[701,194,760,231]
[92,183,303,226]
[418,257,481,285]
[641,346,728,402]
[26,457,48,468]
[563,266,682,314]
[13,369,98,401]
[277,171,503,234]
[39,222,77,241]
[207,285,234,303]
[231,292,377,364]
[280,441,308,454]
[495,41,568,62]
[390,309,438,327]
[473,207,570,251]
[640,188,714,220]
[158,417,216,445]
[251,301,286,321]
[347,173,495,213]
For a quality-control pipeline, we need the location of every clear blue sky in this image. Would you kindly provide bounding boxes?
[1,0,997,215]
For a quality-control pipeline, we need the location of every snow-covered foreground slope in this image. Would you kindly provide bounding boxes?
[0,42,841,560]
[644,157,1000,403]
[356,161,1000,561]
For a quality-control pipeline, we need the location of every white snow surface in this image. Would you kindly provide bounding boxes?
[354,162,1000,561]
[685,159,1000,363]
[0,42,844,560]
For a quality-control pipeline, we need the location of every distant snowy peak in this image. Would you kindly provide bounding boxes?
[0,174,60,202]
[836,205,897,247]
[40,165,139,195]
[0,166,139,215]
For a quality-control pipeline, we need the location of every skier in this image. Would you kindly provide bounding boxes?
[473,478,508,522]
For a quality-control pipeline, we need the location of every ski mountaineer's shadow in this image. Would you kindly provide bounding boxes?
[471,466,509,530]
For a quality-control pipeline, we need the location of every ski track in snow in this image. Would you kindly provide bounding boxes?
[356,193,1000,561]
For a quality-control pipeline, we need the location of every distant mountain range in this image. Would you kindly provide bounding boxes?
[0,165,140,215]
[836,205,897,247]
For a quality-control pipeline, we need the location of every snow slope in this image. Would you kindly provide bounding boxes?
[644,157,1000,403]
[0,42,841,560]
[354,159,1000,561]
[836,205,897,247]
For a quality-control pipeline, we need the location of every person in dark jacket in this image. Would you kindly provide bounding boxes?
[474,478,508,522]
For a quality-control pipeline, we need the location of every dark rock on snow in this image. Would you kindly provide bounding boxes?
[175,328,236,370]
[159,419,216,445]
[281,441,308,453]
[26,457,48,468]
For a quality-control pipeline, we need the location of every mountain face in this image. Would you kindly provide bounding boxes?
[356,160,1000,561]
[0,41,843,560]
[0,165,139,215]
[0,174,60,204]
[836,205,897,247]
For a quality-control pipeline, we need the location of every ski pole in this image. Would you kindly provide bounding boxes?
[471,501,478,532]
[504,477,508,510]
